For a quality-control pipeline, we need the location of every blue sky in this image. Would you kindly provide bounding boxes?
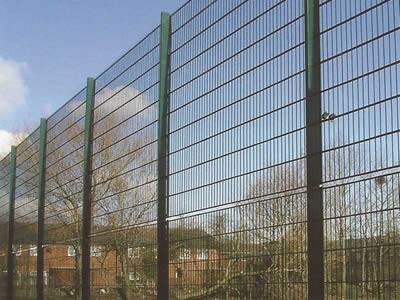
[0,0,183,155]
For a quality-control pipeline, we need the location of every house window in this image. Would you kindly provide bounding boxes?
[197,249,208,260]
[67,246,76,257]
[30,245,37,257]
[179,248,191,260]
[43,271,48,286]
[175,267,183,279]
[14,245,22,256]
[91,246,102,257]
[128,247,140,259]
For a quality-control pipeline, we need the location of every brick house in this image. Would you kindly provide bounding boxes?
[9,244,120,288]
[169,248,222,287]
[0,223,225,293]
[4,243,222,291]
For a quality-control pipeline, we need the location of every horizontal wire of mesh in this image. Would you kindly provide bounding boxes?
[168,0,307,298]
[320,0,400,298]
[89,27,160,298]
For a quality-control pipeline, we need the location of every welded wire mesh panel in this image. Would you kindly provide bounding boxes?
[0,154,10,294]
[43,88,86,298]
[89,27,160,298]
[13,128,40,298]
[320,0,400,298]
[168,0,307,298]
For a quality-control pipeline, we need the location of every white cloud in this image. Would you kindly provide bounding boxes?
[43,103,54,117]
[95,85,154,120]
[0,130,19,159]
[0,56,28,117]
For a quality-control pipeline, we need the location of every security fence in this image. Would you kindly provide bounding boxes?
[0,0,399,299]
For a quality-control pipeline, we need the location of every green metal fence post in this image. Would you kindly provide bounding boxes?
[157,12,171,300]
[81,78,95,300]
[305,0,324,299]
[36,118,48,300]
[7,146,17,300]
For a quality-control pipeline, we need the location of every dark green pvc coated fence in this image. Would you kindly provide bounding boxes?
[0,0,399,299]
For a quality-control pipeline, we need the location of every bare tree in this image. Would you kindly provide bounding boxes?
[42,87,157,298]
[239,160,307,299]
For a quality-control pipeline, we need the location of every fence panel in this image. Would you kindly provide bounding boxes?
[0,1,399,299]
[168,0,307,298]
[13,129,40,299]
[89,26,160,298]
[0,154,10,298]
[43,89,87,299]
[320,0,400,299]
